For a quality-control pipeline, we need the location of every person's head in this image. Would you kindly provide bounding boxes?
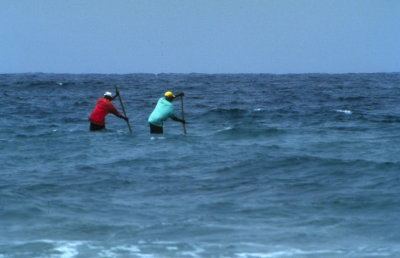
[104,91,113,100]
[164,91,176,102]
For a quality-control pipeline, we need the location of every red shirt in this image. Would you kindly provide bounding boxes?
[89,98,121,126]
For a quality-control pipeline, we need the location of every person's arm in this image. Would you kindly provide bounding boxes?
[171,93,185,123]
[114,110,128,121]
[109,89,128,120]
[106,102,127,120]
[111,89,119,101]
[119,115,129,121]
[175,92,184,98]
[171,115,185,124]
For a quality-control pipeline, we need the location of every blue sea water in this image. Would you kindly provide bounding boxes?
[1,73,400,257]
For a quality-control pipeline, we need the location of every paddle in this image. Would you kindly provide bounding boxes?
[180,95,187,134]
[115,86,132,134]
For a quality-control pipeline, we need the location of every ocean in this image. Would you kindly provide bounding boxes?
[1,73,400,257]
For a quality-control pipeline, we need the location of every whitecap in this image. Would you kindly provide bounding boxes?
[336,109,352,115]
[150,136,165,140]
[98,244,143,257]
[236,248,344,258]
[217,127,232,132]
[254,108,263,112]
[110,245,141,253]
[54,243,80,258]
[37,240,84,258]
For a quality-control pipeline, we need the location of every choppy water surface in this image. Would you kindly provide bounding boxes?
[1,73,400,257]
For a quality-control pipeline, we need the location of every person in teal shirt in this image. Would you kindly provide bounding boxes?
[148,91,185,134]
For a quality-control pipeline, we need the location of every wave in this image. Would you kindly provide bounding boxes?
[204,107,250,116]
[335,96,369,102]
[213,126,284,138]
[335,109,352,115]
[267,155,400,175]
[367,115,400,124]
[23,81,77,88]
[200,108,269,124]
[236,246,400,258]
[5,239,400,258]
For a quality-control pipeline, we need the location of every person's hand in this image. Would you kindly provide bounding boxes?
[177,92,184,97]
[115,88,120,97]
[181,119,186,124]
[123,116,129,122]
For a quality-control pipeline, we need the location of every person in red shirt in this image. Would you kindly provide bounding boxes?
[89,91,128,131]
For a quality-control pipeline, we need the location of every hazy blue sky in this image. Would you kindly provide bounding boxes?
[1,0,399,74]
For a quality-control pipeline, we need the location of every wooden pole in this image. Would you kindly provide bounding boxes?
[115,86,132,134]
[180,96,186,134]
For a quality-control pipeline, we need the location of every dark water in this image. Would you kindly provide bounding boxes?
[1,73,400,257]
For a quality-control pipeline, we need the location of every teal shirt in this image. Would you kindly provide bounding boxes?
[148,98,174,127]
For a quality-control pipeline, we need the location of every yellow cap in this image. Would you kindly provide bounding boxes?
[164,91,176,98]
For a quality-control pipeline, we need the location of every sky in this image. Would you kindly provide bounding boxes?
[1,0,399,74]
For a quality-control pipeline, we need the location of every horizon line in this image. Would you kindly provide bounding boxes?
[1,71,399,76]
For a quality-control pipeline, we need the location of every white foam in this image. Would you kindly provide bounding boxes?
[53,242,80,258]
[217,126,232,132]
[150,136,166,140]
[32,240,84,258]
[236,248,344,258]
[336,109,352,115]
[254,108,263,112]
[98,245,144,257]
